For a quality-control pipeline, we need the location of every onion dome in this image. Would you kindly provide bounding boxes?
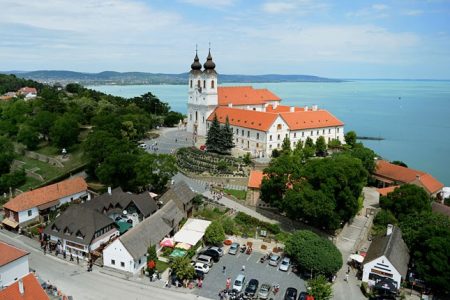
[191,51,202,70]
[203,49,216,70]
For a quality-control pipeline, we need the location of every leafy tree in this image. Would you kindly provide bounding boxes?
[293,139,303,155]
[391,160,408,168]
[134,153,177,192]
[217,159,228,172]
[222,116,235,153]
[33,110,56,139]
[271,149,280,158]
[380,184,431,221]
[281,136,291,154]
[131,92,170,115]
[285,230,342,276]
[315,136,327,157]
[120,120,138,141]
[39,86,66,113]
[0,136,15,175]
[96,152,137,190]
[17,125,39,150]
[0,169,26,194]
[327,138,341,149]
[344,131,357,147]
[164,111,184,127]
[350,144,376,173]
[221,217,235,235]
[372,209,398,237]
[307,275,333,300]
[303,137,315,159]
[170,257,195,281]
[205,114,222,153]
[243,152,252,165]
[146,245,158,274]
[50,115,80,148]
[204,220,225,246]
[305,137,314,148]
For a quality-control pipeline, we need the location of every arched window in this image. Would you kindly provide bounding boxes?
[197,80,201,87]
[277,124,282,130]
[203,80,206,89]
[195,111,198,121]
[190,80,192,88]
[211,80,215,88]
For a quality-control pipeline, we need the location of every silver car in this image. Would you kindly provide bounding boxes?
[228,242,240,255]
[268,254,281,266]
[258,283,271,299]
[279,257,290,271]
[208,246,224,257]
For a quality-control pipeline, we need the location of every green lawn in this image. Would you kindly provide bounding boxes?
[224,188,247,201]
[156,260,169,272]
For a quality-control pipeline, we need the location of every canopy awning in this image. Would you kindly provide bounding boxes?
[349,254,365,263]
[2,218,19,228]
[173,230,204,246]
[160,237,175,248]
[175,242,191,250]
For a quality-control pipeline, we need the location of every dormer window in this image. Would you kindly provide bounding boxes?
[52,225,59,232]
[76,230,83,239]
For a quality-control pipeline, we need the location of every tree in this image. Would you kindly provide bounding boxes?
[380,184,431,221]
[164,111,184,127]
[315,136,327,157]
[49,115,80,148]
[304,137,315,159]
[33,110,56,139]
[131,92,170,115]
[221,116,235,153]
[344,131,357,147]
[0,136,15,175]
[372,209,398,237]
[281,136,291,154]
[134,153,177,192]
[350,144,376,173]
[170,257,195,281]
[0,169,26,194]
[146,245,158,274]
[285,230,342,276]
[305,137,314,148]
[243,152,252,165]
[307,275,333,300]
[17,125,40,150]
[327,138,341,150]
[204,220,225,246]
[95,152,137,190]
[391,160,408,168]
[205,114,222,153]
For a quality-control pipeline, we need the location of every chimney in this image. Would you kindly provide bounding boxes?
[87,193,91,201]
[386,224,394,236]
[312,105,318,111]
[263,103,268,112]
[228,103,233,108]
[290,106,295,112]
[18,278,24,295]
[304,106,309,112]
[273,102,278,109]
[108,187,112,195]
[416,174,421,180]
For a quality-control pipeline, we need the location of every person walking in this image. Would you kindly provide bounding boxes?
[70,253,74,261]
[226,277,231,290]
[345,273,349,282]
[241,265,245,272]
[222,265,226,274]
[76,256,79,264]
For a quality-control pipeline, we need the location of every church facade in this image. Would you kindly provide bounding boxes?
[186,50,345,158]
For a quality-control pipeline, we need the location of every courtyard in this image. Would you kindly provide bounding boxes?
[194,248,306,300]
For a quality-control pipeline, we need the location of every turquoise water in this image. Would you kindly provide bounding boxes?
[88,81,450,185]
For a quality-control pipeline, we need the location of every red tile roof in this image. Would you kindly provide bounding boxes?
[374,160,444,194]
[0,273,49,300]
[4,177,88,212]
[248,170,265,189]
[208,107,278,131]
[17,87,37,95]
[218,86,281,106]
[0,241,29,267]
[280,110,344,130]
[265,105,304,113]
[377,186,400,196]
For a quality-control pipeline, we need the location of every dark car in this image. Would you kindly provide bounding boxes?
[284,287,298,300]
[244,279,259,297]
[298,291,308,300]
[200,249,220,262]
[194,269,205,280]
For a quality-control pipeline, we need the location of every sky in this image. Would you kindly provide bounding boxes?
[0,0,449,79]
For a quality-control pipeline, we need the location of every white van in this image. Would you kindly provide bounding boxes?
[233,274,246,292]
[196,254,213,267]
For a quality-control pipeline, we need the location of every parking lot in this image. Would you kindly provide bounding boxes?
[194,249,306,300]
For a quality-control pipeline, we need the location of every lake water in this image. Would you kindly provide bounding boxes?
[88,80,450,186]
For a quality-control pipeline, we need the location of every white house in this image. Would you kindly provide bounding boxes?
[186,49,345,157]
[2,177,89,229]
[362,225,410,291]
[103,200,183,274]
[0,241,29,288]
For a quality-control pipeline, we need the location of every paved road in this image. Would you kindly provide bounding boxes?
[0,230,211,300]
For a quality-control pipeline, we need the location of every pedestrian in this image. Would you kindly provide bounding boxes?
[345,273,349,282]
[70,253,74,261]
[76,256,79,265]
[222,265,226,274]
[241,265,245,272]
[226,277,231,289]
[347,266,350,274]
[63,250,66,259]
[175,138,177,143]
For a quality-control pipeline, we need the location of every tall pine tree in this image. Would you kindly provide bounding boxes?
[222,116,235,153]
[205,114,221,153]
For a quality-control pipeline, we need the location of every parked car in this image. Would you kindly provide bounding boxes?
[279,257,291,271]
[228,242,240,255]
[298,292,308,300]
[195,254,214,267]
[244,279,259,297]
[194,269,205,280]
[268,254,281,266]
[200,249,220,262]
[284,287,298,300]
[193,262,210,273]
[207,246,224,257]
[138,143,147,149]
[258,283,271,299]
[232,274,246,292]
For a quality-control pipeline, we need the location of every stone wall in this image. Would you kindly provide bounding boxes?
[23,150,64,168]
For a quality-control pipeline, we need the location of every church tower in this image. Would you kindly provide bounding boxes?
[187,48,218,138]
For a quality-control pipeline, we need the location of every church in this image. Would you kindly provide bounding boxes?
[186,50,345,158]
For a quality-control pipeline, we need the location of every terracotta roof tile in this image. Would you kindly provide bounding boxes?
[265,105,304,113]
[414,173,444,194]
[0,241,29,267]
[218,86,281,106]
[207,107,278,131]
[0,273,49,300]
[18,87,37,95]
[280,110,344,130]
[248,170,265,189]
[377,186,400,197]
[4,177,88,212]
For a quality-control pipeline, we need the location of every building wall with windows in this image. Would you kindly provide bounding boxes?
[0,255,29,288]
[102,239,145,274]
[362,255,402,289]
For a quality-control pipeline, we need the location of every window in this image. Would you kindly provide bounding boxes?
[256,133,259,140]
[120,262,125,267]
[269,135,272,141]
[211,80,215,88]
[203,80,206,88]
[247,131,250,137]
[302,132,305,137]
[197,80,200,87]
[247,141,249,148]
[236,128,239,134]
[337,128,340,133]
[323,129,325,134]
[277,134,280,140]
[311,131,313,136]
[189,114,192,121]
[294,132,296,138]
[293,141,296,146]
[195,111,198,121]
[269,144,272,149]
[285,133,288,138]
[253,108,256,111]
[241,130,244,136]
[317,130,320,135]
[328,129,331,134]
[27,210,32,216]
[277,124,282,130]
[138,259,141,264]
[190,80,192,88]
[202,116,205,123]
[256,143,259,148]
[111,259,115,265]
[277,143,280,148]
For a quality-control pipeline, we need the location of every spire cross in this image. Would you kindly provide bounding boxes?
[209,41,211,51]
[195,44,198,55]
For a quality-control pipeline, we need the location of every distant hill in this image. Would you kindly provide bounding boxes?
[1,70,343,85]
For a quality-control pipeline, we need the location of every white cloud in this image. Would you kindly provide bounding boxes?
[372,4,388,11]
[402,9,423,16]
[347,4,389,19]
[179,0,235,8]
[262,0,328,15]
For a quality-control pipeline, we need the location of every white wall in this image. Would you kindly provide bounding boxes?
[0,255,29,288]
[90,228,120,251]
[58,190,88,206]
[103,239,135,273]
[17,207,39,224]
[362,255,402,289]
